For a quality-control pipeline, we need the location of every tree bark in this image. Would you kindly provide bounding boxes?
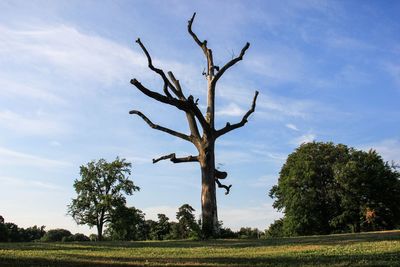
[97,223,103,241]
[199,140,219,238]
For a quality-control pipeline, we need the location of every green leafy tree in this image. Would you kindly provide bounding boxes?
[152,214,171,240]
[333,150,400,232]
[270,142,400,236]
[67,158,139,240]
[105,205,146,240]
[176,204,200,239]
[0,215,8,242]
[270,142,349,236]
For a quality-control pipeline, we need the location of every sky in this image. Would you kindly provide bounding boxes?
[0,0,399,235]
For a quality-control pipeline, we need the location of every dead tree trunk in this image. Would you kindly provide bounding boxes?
[129,13,258,238]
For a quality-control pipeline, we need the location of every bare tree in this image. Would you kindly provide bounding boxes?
[129,13,258,238]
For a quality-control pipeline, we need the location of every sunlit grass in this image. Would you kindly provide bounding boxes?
[0,230,399,266]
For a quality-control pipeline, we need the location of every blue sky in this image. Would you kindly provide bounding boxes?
[0,0,399,234]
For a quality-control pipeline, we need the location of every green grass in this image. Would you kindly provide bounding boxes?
[0,230,399,266]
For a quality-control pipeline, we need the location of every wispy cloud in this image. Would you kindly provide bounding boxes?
[0,24,147,86]
[0,176,61,190]
[291,133,316,146]
[0,146,71,168]
[0,110,68,136]
[216,103,246,117]
[358,139,400,163]
[0,78,65,104]
[285,123,299,131]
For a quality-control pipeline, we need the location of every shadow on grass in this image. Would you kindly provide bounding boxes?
[1,250,399,266]
[6,230,397,250]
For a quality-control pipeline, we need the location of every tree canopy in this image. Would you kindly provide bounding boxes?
[67,157,139,240]
[269,142,400,236]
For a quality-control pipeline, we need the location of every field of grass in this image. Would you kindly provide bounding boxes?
[0,230,399,266]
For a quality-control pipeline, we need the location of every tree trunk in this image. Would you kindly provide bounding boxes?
[97,223,103,241]
[199,142,218,238]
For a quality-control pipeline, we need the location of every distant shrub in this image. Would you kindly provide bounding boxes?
[61,233,90,242]
[41,229,72,242]
[89,234,98,241]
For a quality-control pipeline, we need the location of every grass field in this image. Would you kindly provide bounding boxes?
[0,230,399,266]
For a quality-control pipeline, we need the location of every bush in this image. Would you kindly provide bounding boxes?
[266,219,285,238]
[62,233,90,242]
[41,229,72,242]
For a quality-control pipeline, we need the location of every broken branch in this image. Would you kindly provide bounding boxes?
[212,42,250,85]
[215,179,232,195]
[216,90,259,137]
[153,153,199,164]
[129,110,191,142]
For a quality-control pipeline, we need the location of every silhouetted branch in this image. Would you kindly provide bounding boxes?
[136,38,180,98]
[153,153,199,164]
[129,110,191,142]
[188,12,207,53]
[215,179,232,195]
[216,90,259,137]
[212,42,250,85]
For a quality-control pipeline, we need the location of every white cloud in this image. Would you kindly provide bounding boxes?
[244,46,305,84]
[0,146,71,168]
[285,123,299,131]
[0,24,147,86]
[0,176,61,190]
[218,86,315,120]
[0,110,68,136]
[216,103,246,117]
[358,139,400,163]
[0,78,64,104]
[291,133,316,146]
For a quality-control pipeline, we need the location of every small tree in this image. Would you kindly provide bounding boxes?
[153,214,171,240]
[176,204,200,239]
[67,157,139,240]
[105,205,146,240]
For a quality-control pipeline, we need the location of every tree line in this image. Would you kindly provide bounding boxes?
[0,207,263,242]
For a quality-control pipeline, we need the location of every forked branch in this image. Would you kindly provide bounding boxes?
[212,42,250,85]
[153,153,199,164]
[129,110,191,142]
[216,90,259,138]
[135,38,180,98]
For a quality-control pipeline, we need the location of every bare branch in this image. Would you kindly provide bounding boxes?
[212,42,250,85]
[153,153,199,164]
[129,110,191,142]
[167,71,184,98]
[131,79,180,106]
[215,179,232,195]
[135,38,180,98]
[131,79,209,133]
[188,12,207,52]
[216,90,259,138]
